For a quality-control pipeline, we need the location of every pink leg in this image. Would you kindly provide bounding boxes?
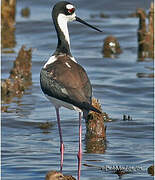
[77,112,82,180]
[56,107,64,172]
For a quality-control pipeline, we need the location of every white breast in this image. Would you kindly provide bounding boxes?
[43,56,57,68]
[43,55,77,68]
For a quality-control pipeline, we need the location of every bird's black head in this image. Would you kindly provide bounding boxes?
[52,1,75,18]
[52,1,102,32]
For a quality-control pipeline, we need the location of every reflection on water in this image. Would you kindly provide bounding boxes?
[85,138,106,154]
[1,0,154,180]
[136,72,154,78]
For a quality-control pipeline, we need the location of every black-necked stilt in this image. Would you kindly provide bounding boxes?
[40,1,102,179]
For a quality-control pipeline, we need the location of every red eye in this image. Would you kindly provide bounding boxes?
[68,8,75,14]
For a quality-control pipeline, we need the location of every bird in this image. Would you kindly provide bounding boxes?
[45,171,65,180]
[45,170,76,180]
[40,1,102,180]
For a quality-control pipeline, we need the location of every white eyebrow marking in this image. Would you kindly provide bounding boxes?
[66,4,74,9]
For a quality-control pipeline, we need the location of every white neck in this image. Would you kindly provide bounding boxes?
[57,13,70,46]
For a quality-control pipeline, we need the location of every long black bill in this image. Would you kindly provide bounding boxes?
[76,16,102,32]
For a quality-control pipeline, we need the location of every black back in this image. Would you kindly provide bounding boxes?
[40,55,92,111]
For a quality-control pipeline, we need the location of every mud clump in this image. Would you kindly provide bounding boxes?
[45,170,76,180]
[102,36,122,58]
[90,13,109,19]
[99,13,109,18]
[39,122,52,130]
[148,165,154,176]
[85,98,110,153]
[123,115,132,121]
[1,46,32,105]
[137,3,154,60]
[21,7,30,17]
[38,122,53,134]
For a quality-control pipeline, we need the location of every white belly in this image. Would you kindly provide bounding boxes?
[45,95,82,112]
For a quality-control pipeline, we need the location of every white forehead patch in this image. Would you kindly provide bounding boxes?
[66,4,74,10]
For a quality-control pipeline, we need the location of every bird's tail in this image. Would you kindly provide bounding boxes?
[89,104,102,114]
[82,102,101,114]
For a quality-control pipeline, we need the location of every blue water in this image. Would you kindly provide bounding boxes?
[2,0,154,179]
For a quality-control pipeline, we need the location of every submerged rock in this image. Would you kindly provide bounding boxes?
[86,98,108,139]
[9,46,32,81]
[102,36,122,58]
[39,122,52,130]
[2,22,16,49]
[1,46,32,105]
[45,170,76,180]
[85,98,110,153]
[123,115,132,121]
[137,3,154,60]
[148,165,154,176]
[2,0,16,26]
[148,3,154,38]
[1,106,8,113]
[38,122,53,133]
[2,0,16,49]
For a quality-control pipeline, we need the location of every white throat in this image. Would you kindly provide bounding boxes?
[57,13,76,46]
[57,14,70,45]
